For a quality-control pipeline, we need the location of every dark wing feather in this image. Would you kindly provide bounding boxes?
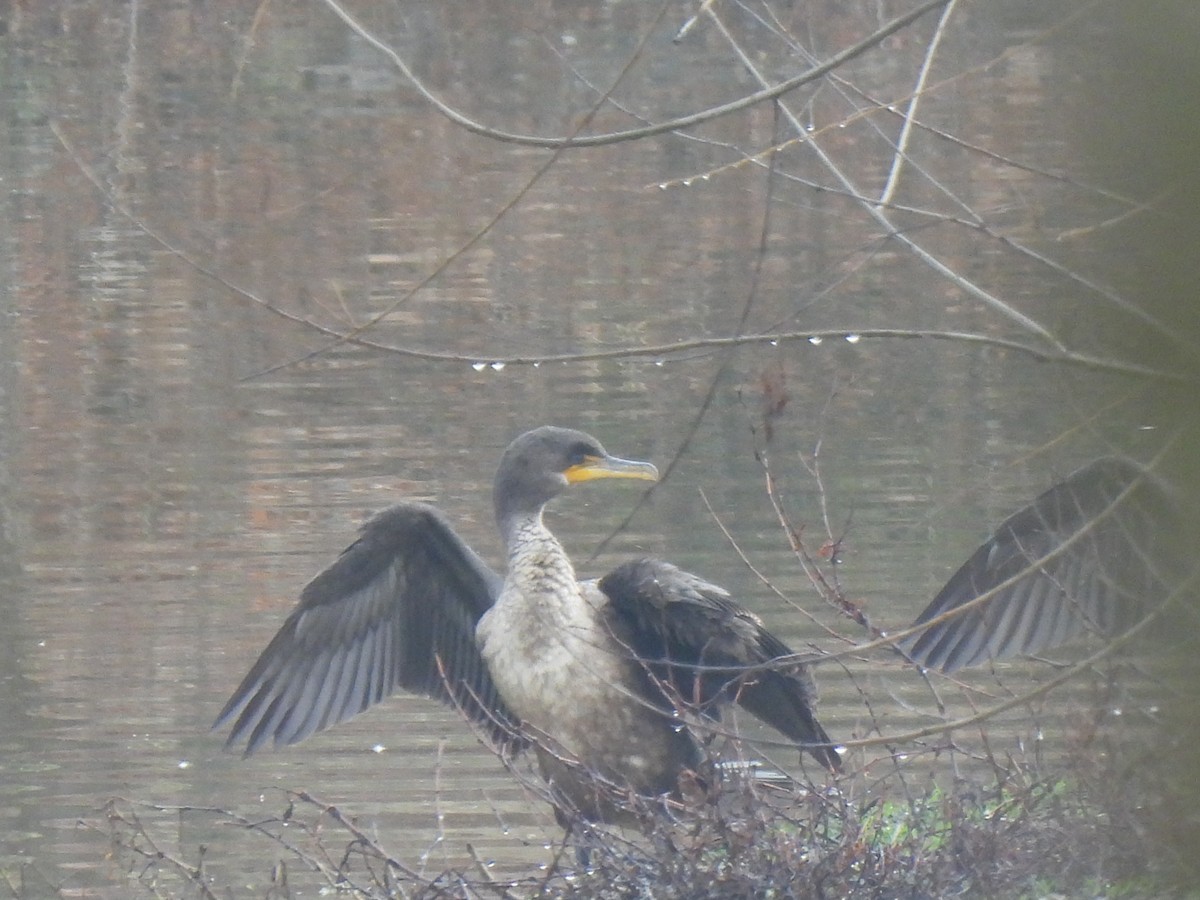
[214,503,522,754]
[901,458,1186,673]
[599,559,840,771]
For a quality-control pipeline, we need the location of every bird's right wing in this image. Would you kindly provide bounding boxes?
[214,503,523,754]
[900,459,1187,673]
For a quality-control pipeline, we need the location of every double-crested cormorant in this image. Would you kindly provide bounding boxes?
[215,426,840,822]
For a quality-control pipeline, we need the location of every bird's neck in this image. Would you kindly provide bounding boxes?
[499,509,586,621]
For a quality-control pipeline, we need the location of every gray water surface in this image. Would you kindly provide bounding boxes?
[0,2,1190,894]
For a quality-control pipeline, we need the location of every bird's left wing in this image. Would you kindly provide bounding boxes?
[900,458,1187,673]
[214,503,522,754]
[600,559,840,771]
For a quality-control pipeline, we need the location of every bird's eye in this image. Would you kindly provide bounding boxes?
[569,442,597,465]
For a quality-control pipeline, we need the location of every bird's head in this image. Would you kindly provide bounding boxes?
[493,426,658,524]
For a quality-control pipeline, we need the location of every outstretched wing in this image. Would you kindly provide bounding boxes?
[599,558,841,771]
[215,503,522,754]
[901,458,1186,673]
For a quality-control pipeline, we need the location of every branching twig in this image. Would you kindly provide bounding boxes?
[317,0,951,149]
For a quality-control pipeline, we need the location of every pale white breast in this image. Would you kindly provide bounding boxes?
[474,517,692,794]
[477,574,623,728]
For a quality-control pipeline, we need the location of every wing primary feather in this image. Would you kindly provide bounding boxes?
[215,503,514,754]
[600,558,841,772]
[903,458,1186,672]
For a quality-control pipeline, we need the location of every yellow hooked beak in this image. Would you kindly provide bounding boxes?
[563,454,659,485]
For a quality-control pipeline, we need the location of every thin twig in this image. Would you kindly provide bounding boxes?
[317,0,951,149]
